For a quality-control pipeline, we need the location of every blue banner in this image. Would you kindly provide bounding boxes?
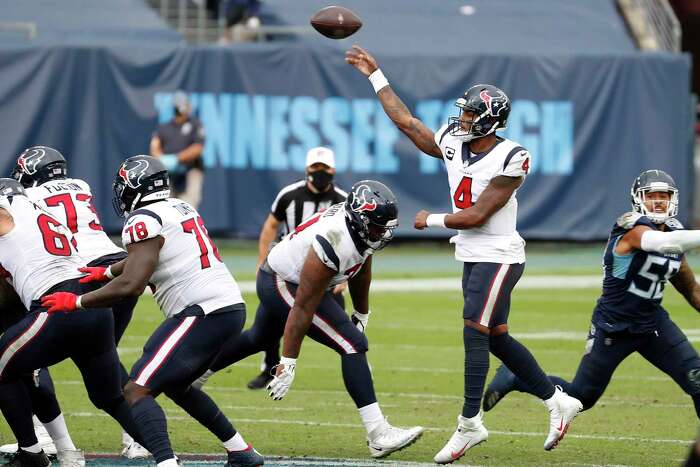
[0,44,693,239]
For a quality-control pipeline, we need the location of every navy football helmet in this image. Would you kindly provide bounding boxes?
[449,84,510,142]
[345,180,398,250]
[630,169,678,224]
[113,155,170,217]
[12,146,67,188]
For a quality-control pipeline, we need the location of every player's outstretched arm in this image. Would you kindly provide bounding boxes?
[345,45,442,159]
[257,214,280,269]
[80,238,161,308]
[281,250,336,359]
[348,255,371,315]
[415,175,522,230]
[670,257,700,311]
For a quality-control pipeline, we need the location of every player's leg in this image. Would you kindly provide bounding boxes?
[24,369,71,456]
[0,312,70,463]
[486,323,638,412]
[276,278,423,459]
[637,316,700,419]
[195,269,287,390]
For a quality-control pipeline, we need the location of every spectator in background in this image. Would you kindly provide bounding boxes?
[248,146,347,389]
[219,0,262,43]
[150,91,205,209]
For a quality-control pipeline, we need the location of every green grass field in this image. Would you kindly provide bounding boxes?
[2,244,699,466]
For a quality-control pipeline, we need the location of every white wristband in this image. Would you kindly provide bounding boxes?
[280,356,297,367]
[368,69,389,93]
[104,265,115,279]
[426,213,447,228]
[75,295,83,309]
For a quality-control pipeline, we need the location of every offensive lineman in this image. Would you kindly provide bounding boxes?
[484,170,700,422]
[6,145,147,459]
[346,46,582,463]
[0,178,145,467]
[206,181,424,458]
[41,156,264,467]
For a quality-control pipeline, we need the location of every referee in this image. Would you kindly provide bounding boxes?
[249,146,347,389]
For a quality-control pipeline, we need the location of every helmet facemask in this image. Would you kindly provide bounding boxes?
[631,183,678,224]
[449,101,503,143]
[362,217,398,250]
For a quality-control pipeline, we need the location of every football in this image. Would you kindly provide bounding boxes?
[310,6,362,39]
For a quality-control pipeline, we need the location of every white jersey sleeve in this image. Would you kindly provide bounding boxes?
[312,235,340,272]
[498,148,531,178]
[122,210,163,247]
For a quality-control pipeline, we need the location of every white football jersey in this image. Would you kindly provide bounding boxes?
[25,178,123,262]
[267,203,372,286]
[0,195,84,309]
[121,198,243,318]
[435,124,531,264]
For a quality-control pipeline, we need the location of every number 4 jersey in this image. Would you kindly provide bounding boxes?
[122,198,244,318]
[435,124,531,264]
[593,213,683,333]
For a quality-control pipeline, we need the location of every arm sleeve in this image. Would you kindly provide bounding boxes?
[271,192,289,221]
[122,211,163,247]
[194,120,205,145]
[498,147,531,178]
[640,230,700,254]
[311,234,340,272]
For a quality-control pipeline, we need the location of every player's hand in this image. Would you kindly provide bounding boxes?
[78,266,111,283]
[41,292,80,313]
[332,282,347,295]
[351,309,371,333]
[267,357,296,400]
[345,45,379,77]
[414,210,430,230]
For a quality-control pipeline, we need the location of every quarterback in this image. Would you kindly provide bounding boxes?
[347,45,582,463]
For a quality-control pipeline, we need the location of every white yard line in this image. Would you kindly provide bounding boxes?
[234,276,602,293]
[66,410,692,446]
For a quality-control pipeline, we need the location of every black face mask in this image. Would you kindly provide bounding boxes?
[308,170,333,192]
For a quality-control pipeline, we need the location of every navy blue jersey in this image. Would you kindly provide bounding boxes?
[592,213,683,333]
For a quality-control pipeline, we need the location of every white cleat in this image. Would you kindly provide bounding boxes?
[0,420,57,456]
[57,449,86,467]
[543,386,583,451]
[366,419,423,459]
[121,432,151,459]
[434,412,488,465]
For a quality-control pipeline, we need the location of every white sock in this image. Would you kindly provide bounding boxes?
[43,413,76,451]
[122,431,133,446]
[157,459,179,467]
[223,432,248,451]
[32,415,43,429]
[21,442,42,453]
[359,402,385,434]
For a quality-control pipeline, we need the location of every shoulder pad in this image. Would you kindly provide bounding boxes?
[616,211,643,230]
[665,218,684,230]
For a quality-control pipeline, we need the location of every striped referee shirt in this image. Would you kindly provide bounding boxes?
[271,180,347,237]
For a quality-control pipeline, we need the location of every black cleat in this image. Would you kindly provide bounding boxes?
[226,444,264,467]
[2,449,51,467]
[483,364,517,412]
[247,370,274,390]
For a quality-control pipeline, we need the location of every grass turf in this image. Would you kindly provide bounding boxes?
[2,282,698,466]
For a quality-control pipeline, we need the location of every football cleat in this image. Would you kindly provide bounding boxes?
[226,444,264,467]
[0,422,57,457]
[543,386,583,451]
[483,364,517,412]
[120,438,150,460]
[434,412,488,464]
[366,419,423,459]
[1,449,51,467]
[247,370,274,390]
[57,450,85,467]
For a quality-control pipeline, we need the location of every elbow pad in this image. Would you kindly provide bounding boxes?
[640,230,700,254]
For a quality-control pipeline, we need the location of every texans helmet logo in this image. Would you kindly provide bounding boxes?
[349,184,377,212]
[479,89,508,118]
[118,159,149,189]
[17,148,46,175]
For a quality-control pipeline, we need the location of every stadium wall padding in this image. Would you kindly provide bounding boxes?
[0,44,692,240]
